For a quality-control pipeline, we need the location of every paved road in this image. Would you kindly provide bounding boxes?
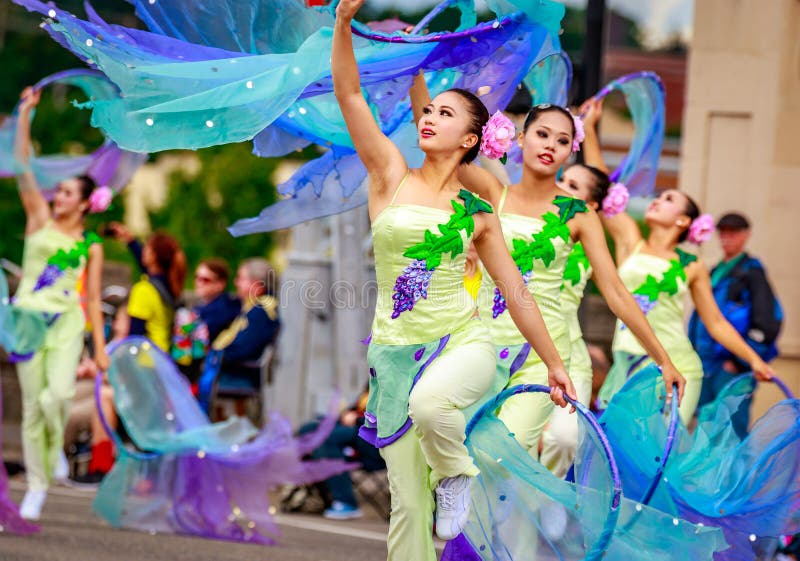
[1,481,424,561]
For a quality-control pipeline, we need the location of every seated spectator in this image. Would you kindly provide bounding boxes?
[200,259,280,410]
[107,223,186,352]
[195,259,241,342]
[65,303,130,486]
[173,258,240,383]
[299,387,384,520]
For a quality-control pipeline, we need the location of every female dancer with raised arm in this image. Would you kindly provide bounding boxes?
[11,86,109,520]
[538,100,616,476]
[579,99,774,422]
[409,78,685,460]
[333,2,575,559]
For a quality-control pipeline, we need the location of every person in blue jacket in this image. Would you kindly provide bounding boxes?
[207,258,280,399]
[689,212,783,436]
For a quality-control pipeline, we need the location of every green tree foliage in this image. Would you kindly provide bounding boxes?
[147,143,280,285]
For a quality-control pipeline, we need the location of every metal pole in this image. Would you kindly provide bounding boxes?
[580,0,606,103]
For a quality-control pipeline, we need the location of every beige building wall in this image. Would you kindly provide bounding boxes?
[681,0,800,352]
[680,0,800,410]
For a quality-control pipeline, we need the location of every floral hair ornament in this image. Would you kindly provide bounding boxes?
[687,213,715,245]
[571,112,585,152]
[601,182,629,217]
[480,111,516,164]
[88,185,113,214]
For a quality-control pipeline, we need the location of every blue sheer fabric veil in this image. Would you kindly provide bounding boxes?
[600,366,800,561]
[0,69,146,195]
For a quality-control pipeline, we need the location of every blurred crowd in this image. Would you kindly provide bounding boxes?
[60,222,281,486]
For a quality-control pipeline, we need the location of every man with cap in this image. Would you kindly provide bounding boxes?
[689,212,783,437]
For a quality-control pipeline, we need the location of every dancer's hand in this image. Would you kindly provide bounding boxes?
[579,98,603,128]
[548,366,577,413]
[336,0,366,21]
[751,357,774,382]
[19,87,41,113]
[94,348,110,372]
[660,361,685,406]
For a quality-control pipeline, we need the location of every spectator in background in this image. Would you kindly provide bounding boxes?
[198,258,280,413]
[173,258,240,383]
[194,259,241,342]
[107,223,186,352]
[300,386,385,520]
[689,212,783,436]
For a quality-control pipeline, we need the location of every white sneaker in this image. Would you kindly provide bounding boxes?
[435,475,472,540]
[19,489,47,521]
[54,451,69,483]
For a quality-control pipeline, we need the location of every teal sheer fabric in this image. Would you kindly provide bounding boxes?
[0,268,47,358]
[16,0,564,233]
[600,366,800,561]
[448,385,727,560]
[594,72,665,196]
[0,69,146,194]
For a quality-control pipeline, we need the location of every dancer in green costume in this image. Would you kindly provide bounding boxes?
[11,87,109,520]
[333,2,575,559]
[409,82,686,460]
[576,98,775,423]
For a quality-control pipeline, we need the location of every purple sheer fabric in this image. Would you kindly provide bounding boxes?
[0,381,40,535]
[93,337,354,543]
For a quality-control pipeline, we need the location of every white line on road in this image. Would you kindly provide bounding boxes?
[274,515,445,551]
[274,515,388,542]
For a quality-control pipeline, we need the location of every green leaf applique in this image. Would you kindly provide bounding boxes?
[553,195,588,223]
[563,243,589,287]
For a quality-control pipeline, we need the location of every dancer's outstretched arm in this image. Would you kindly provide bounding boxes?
[474,211,576,409]
[579,97,643,263]
[333,0,406,195]
[408,71,505,206]
[410,70,429,125]
[689,262,774,381]
[85,243,110,371]
[579,98,608,174]
[14,87,50,235]
[574,209,687,402]
[601,205,642,265]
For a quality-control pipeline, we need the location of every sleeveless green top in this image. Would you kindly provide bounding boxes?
[561,242,592,343]
[477,187,587,348]
[612,243,703,379]
[14,221,99,315]
[362,173,494,447]
[370,174,492,345]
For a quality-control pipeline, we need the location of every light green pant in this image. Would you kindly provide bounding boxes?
[540,339,593,477]
[16,312,83,491]
[602,352,703,425]
[381,337,496,561]
[496,355,554,459]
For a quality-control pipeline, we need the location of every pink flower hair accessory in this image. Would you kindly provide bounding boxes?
[601,182,629,217]
[88,185,113,214]
[687,213,715,245]
[571,112,585,152]
[480,110,516,164]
